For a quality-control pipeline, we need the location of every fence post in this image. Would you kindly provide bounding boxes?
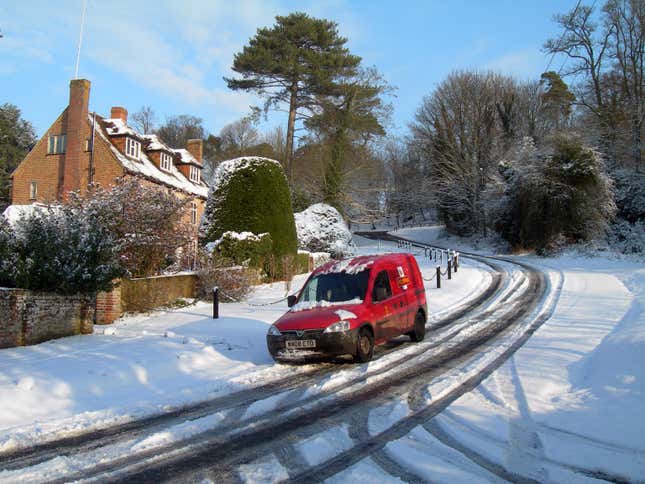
[448,259,452,280]
[213,286,219,319]
[454,253,458,273]
[436,266,441,289]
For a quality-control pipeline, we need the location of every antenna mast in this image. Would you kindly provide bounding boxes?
[74,0,88,79]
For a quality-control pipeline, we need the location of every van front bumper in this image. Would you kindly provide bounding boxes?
[267,328,358,361]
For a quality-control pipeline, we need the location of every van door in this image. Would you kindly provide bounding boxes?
[370,269,395,342]
[388,264,412,336]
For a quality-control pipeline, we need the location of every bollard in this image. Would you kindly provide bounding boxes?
[436,266,441,289]
[213,286,219,319]
[448,259,452,280]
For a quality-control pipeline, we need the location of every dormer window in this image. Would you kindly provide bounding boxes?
[160,152,172,172]
[189,165,200,183]
[125,138,141,159]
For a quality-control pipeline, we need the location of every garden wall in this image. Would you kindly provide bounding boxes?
[120,273,197,313]
[0,288,94,349]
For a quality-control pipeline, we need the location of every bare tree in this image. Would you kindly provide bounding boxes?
[131,106,156,134]
[219,117,260,156]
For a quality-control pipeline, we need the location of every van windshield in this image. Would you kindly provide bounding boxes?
[299,270,370,304]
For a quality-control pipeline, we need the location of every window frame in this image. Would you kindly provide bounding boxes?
[29,181,38,200]
[125,137,141,159]
[190,201,197,225]
[160,152,172,172]
[47,134,66,154]
[189,165,200,183]
[371,270,392,302]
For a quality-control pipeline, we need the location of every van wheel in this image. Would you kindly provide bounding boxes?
[409,311,426,342]
[354,327,374,363]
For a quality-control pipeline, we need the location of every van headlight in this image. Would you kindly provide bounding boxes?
[323,320,351,333]
[267,325,282,336]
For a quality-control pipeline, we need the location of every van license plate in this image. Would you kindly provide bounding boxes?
[286,339,316,349]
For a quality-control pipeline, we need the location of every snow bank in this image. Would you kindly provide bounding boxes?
[295,203,356,259]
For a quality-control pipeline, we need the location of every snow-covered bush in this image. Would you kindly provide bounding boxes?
[12,205,122,295]
[201,157,298,271]
[0,217,15,287]
[294,203,356,259]
[208,231,273,269]
[195,251,253,302]
[71,178,193,277]
[608,219,645,254]
[496,135,615,251]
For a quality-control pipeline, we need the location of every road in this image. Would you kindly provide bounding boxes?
[0,233,561,483]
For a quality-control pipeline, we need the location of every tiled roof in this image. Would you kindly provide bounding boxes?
[93,115,208,198]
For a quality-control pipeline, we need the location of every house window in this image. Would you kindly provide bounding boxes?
[84,138,93,152]
[47,134,66,154]
[190,202,197,225]
[189,165,200,183]
[160,152,172,172]
[125,138,141,159]
[29,181,38,200]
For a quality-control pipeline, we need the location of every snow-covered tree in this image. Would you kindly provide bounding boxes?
[295,203,356,258]
[71,178,193,277]
[496,135,615,251]
[11,205,122,295]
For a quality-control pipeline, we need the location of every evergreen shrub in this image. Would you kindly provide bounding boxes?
[201,157,298,265]
[211,231,273,268]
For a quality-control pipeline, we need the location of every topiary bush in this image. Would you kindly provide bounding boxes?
[201,157,298,263]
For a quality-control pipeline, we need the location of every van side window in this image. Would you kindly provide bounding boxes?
[372,270,392,302]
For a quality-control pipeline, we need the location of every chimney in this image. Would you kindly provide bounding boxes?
[62,79,91,200]
[110,106,128,124]
[186,139,203,164]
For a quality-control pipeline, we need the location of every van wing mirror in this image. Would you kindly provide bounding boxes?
[287,295,297,308]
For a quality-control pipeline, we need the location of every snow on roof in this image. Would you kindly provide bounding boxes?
[94,115,208,198]
[173,148,202,167]
[141,134,171,152]
[212,156,284,191]
[103,118,140,138]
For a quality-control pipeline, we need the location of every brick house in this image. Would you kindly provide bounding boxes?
[10,79,208,238]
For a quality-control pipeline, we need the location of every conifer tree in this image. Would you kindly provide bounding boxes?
[225,12,361,185]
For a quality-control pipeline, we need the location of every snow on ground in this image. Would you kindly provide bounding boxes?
[388,226,645,482]
[0,235,481,453]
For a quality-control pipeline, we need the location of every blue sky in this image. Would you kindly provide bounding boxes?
[1,0,578,140]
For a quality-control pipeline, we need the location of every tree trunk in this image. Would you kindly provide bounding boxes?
[285,82,298,186]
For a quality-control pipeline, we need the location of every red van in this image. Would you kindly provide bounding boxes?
[267,253,427,362]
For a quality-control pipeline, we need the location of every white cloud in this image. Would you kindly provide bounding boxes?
[486,49,547,80]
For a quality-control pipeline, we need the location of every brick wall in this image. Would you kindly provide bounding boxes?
[121,274,197,313]
[0,288,94,349]
[95,285,122,325]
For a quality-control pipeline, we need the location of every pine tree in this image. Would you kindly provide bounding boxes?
[0,104,36,210]
[225,12,361,186]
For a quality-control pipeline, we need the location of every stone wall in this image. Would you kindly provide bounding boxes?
[120,274,197,313]
[0,288,94,349]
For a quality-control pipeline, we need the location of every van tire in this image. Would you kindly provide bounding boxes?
[409,311,426,342]
[354,327,374,363]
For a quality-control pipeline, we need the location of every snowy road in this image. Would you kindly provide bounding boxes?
[1,231,642,482]
[0,235,564,483]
